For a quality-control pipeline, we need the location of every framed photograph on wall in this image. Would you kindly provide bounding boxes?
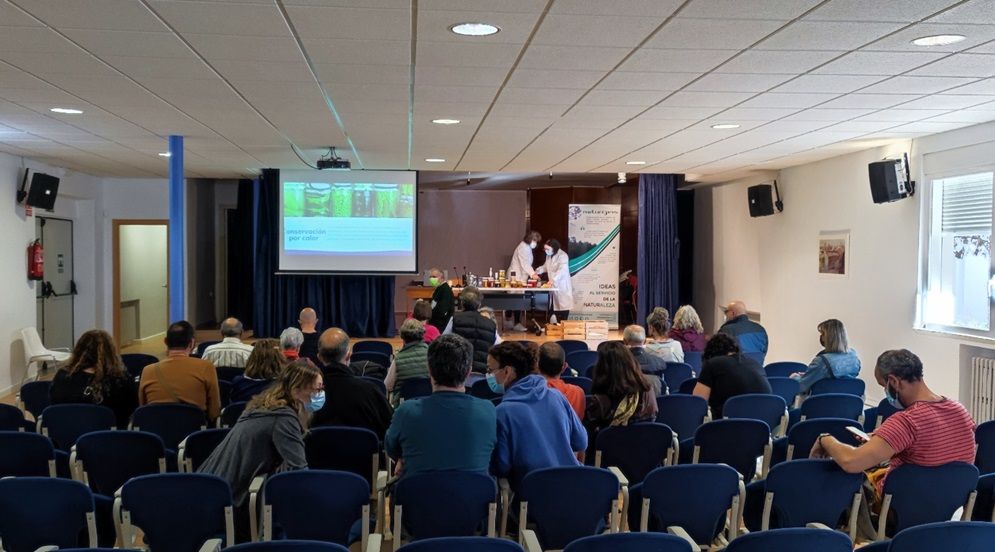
[818,231,849,278]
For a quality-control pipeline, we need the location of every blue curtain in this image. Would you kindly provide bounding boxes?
[244,169,396,339]
[637,174,682,324]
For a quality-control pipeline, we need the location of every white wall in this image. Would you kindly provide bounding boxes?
[119,225,168,340]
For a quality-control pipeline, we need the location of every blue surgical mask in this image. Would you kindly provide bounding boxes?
[529,241,537,249]
[885,382,904,410]
[486,373,505,394]
[544,247,554,256]
[306,390,325,412]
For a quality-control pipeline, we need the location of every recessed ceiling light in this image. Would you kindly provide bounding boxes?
[912,34,966,47]
[450,22,500,36]
[711,123,740,129]
[50,107,83,114]
[626,161,647,165]
[425,158,446,163]
[158,152,171,157]
[432,118,461,125]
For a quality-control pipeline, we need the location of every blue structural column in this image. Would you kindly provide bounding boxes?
[168,135,185,322]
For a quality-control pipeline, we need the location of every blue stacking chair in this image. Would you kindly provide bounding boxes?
[877,462,980,539]
[228,542,349,552]
[37,404,116,451]
[179,428,230,473]
[777,418,861,464]
[888,521,995,552]
[693,419,771,482]
[351,351,391,367]
[360,376,388,395]
[663,362,695,392]
[976,420,995,475]
[131,403,207,451]
[72,431,166,496]
[656,395,708,464]
[219,401,249,428]
[972,473,995,522]
[399,378,433,401]
[117,473,234,552]
[122,353,158,379]
[677,378,698,394]
[683,352,703,374]
[799,393,864,422]
[810,378,865,397]
[17,379,52,420]
[305,426,383,490]
[0,431,57,477]
[562,376,593,394]
[400,537,523,552]
[870,396,901,429]
[638,464,744,547]
[557,340,589,356]
[219,380,233,408]
[353,340,394,358]
[0,477,98,552]
[217,366,243,383]
[194,340,220,358]
[725,527,852,552]
[566,350,598,378]
[767,377,801,409]
[723,394,788,437]
[0,403,31,431]
[764,362,806,379]
[263,470,371,548]
[519,467,620,550]
[562,532,694,552]
[595,423,678,482]
[759,459,863,539]
[743,351,766,366]
[469,379,502,400]
[393,472,497,546]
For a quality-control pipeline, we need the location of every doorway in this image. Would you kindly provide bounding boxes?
[35,216,75,350]
[113,220,169,350]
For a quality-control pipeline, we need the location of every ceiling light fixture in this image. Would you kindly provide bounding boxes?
[425,158,446,163]
[450,22,500,36]
[432,118,461,125]
[912,34,966,47]
[711,123,740,129]
[50,107,83,114]
[158,152,171,157]
[626,161,647,165]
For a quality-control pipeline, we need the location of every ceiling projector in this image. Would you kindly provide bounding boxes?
[317,158,350,170]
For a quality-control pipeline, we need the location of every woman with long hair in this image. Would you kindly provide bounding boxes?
[645,307,684,362]
[693,333,770,419]
[669,305,706,352]
[49,329,138,428]
[792,319,861,393]
[230,338,286,403]
[198,359,323,542]
[587,341,658,430]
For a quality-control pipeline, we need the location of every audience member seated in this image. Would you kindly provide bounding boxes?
[791,319,861,393]
[231,339,286,403]
[311,328,393,439]
[644,307,685,362]
[693,333,770,419]
[139,321,221,422]
[202,317,254,368]
[669,305,706,353]
[279,327,304,362]
[298,307,321,366]
[385,335,496,479]
[451,286,498,374]
[489,341,586,490]
[411,299,441,344]
[49,329,138,429]
[199,360,320,542]
[385,319,430,407]
[479,307,504,344]
[718,301,769,364]
[586,341,657,434]
[539,342,585,420]
[622,325,666,395]
[427,267,455,334]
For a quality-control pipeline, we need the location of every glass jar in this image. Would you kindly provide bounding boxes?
[284,182,305,217]
[331,183,352,217]
[304,183,331,216]
[352,184,373,217]
[374,184,399,218]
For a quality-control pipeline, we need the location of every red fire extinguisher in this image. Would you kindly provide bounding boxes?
[28,239,44,281]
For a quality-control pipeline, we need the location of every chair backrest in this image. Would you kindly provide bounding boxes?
[520,467,620,550]
[799,393,864,421]
[227,542,349,552]
[394,471,496,540]
[976,420,995,475]
[399,537,524,552]
[875,396,901,427]
[0,403,30,431]
[194,340,220,357]
[132,403,207,450]
[179,428,230,473]
[563,533,693,552]
[0,431,56,477]
[785,418,861,462]
[74,430,166,496]
[743,351,765,366]
[360,375,388,395]
[400,378,433,401]
[767,377,801,408]
[557,340,589,356]
[810,378,865,397]
[764,362,806,379]
[264,470,369,545]
[220,401,248,428]
[18,380,52,420]
[469,379,502,400]
[724,527,852,552]
[38,404,116,451]
[351,351,391,366]
[663,362,694,391]
[693,419,770,482]
[973,473,995,522]
[683,351,703,374]
[596,423,675,483]
[216,366,244,383]
[764,459,864,529]
[723,394,787,434]
[219,379,233,408]
[655,395,708,441]
[562,376,593,394]
[677,377,698,394]
[882,462,980,536]
[566,350,598,378]
[0,477,96,552]
[353,340,394,358]
[120,473,234,552]
[122,353,160,379]
[889,521,995,552]
[641,464,741,544]
[305,426,381,488]
[20,327,47,357]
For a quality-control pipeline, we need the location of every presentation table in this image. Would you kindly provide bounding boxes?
[404,286,558,329]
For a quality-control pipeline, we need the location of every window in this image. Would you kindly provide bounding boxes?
[919,171,994,334]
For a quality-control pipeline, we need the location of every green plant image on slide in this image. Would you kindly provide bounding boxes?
[284,182,305,217]
[285,182,415,218]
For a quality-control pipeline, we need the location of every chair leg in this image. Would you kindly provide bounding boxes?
[393,505,403,552]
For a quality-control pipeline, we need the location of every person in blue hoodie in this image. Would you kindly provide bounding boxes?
[718,301,769,365]
[488,341,587,491]
[791,318,861,393]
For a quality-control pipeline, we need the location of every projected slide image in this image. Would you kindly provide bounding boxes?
[284,182,414,219]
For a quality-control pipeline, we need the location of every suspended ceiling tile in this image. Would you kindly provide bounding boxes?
[756,21,906,51]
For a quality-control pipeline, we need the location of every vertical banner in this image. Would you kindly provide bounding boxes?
[568,204,621,328]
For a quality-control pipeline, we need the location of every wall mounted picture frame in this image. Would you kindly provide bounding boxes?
[818,231,849,278]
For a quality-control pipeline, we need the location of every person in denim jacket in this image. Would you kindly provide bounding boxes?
[791,319,861,393]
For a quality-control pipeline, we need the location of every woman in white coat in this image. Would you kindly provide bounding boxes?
[537,239,574,321]
[506,230,541,332]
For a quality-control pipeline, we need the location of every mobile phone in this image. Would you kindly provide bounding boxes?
[847,426,870,443]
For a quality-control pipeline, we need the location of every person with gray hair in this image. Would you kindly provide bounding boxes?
[644,307,684,363]
[622,324,667,395]
[385,319,430,406]
[202,317,254,368]
[451,286,498,374]
[279,327,305,361]
[790,319,861,393]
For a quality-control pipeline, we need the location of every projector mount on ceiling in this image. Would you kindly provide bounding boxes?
[317,147,351,170]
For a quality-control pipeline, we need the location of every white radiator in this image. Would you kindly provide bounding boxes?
[971,357,995,423]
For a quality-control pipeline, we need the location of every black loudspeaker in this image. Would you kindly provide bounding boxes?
[748,184,775,217]
[868,156,914,204]
[25,171,60,210]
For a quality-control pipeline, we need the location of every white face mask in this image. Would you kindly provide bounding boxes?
[529,241,537,249]
[544,247,554,255]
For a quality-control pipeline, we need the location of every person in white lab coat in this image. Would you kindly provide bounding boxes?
[506,230,541,332]
[537,239,573,321]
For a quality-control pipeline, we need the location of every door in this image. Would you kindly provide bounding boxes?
[114,221,169,349]
[35,216,75,350]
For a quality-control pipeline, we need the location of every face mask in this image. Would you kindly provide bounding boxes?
[306,390,325,412]
[529,241,537,249]
[544,247,554,255]
[428,277,440,287]
[486,373,505,394]
[884,381,904,410]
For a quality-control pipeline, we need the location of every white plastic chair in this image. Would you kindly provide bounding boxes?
[21,326,70,378]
